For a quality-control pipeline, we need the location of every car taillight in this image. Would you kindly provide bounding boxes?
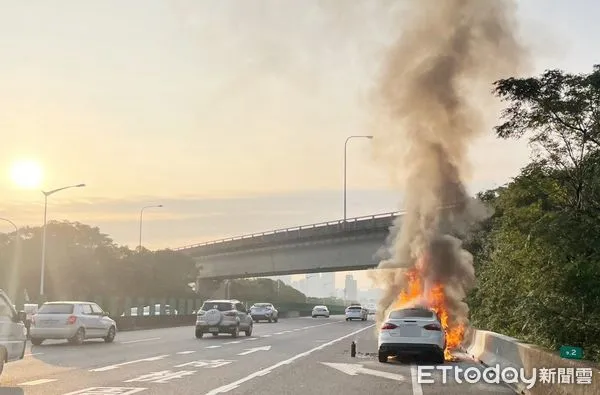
[381,323,397,330]
[31,316,36,325]
[423,323,442,331]
[197,311,205,316]
[67,315,77,325]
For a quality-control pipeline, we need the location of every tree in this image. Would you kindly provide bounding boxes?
[469,151,600,362]
[493,65,600,210]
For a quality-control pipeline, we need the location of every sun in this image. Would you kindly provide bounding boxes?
[9,160,43,189]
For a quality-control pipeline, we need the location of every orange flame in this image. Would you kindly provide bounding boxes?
[393,261,464,361]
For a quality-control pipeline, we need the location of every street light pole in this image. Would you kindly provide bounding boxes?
[40,183,86,298]
[344,135,373,221]
[138,205,163,251]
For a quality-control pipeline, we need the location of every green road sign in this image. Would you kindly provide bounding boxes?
[560,345,583,359]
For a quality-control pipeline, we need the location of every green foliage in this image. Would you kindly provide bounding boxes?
[468,64,600,362]
[0,221,198,303]
[230,278,306,303]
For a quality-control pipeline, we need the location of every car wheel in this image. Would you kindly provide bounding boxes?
[245,324,253,337]
[30,338,44,346]
[268,317,272,323]
[231,325,239,338]
[378,352,388,363]
[212,333,219,337]
[195,329,204,339]
[69,328,85,345]
[104,326,116,343]
[274,317,278,323]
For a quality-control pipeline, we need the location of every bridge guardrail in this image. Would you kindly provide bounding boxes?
[173,211,404,254]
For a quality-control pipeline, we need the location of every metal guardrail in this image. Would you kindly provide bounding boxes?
[173,210,404,251]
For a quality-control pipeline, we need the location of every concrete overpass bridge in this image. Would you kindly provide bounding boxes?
[173,211,403,280]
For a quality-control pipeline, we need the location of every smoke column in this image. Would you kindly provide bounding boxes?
[369,0,527,332]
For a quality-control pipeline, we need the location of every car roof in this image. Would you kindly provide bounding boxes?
[42,301,94,305]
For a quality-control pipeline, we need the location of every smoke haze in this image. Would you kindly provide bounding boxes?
[369,0,528,333]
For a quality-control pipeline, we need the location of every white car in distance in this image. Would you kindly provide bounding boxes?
[377,306,446,364]
[311,305,330,318]
[345,305,368,321]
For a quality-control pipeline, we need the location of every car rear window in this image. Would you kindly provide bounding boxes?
[201,302,233,312]
[389,308,435,319]
[348,306,362,310]
[38,304,74,314]
[253,303,271,308]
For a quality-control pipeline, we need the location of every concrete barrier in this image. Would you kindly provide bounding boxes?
[285,311,300,318]
[464,328,600,394]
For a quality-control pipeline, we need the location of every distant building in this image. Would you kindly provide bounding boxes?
[320,272,336,297]
[344,274,358,302]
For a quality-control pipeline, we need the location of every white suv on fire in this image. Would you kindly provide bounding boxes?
[377,306,446,364]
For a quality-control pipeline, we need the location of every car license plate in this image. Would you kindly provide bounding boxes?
[209,327,218,333]
[401,326,421,337]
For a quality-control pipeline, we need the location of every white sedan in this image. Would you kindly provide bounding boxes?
[377,306,446,364]
[311,305,330,318]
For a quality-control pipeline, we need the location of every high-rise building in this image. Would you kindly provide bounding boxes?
[344,274,358,303]
[320,272,336,297]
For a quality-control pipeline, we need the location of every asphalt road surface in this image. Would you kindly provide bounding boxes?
[1,315,517,395]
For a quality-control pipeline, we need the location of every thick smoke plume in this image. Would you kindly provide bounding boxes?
[370,0,527,334]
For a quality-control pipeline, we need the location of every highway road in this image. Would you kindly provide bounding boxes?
[1,316,517,394]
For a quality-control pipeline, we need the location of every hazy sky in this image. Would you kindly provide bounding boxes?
[1,0,598,288]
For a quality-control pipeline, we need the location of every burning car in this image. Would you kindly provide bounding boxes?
[377,306,446,364]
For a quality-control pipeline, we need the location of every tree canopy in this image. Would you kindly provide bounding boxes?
[468,64,600,362]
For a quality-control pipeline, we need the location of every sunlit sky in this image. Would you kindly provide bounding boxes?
[1,0,598,289]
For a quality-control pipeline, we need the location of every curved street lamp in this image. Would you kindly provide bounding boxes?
[40,183,86,297]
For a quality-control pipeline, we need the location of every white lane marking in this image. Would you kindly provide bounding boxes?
[411,365,424,395]
[125,370,196,384]
[63,387,147,395]
[204,324,375,395]
[24,352,44,357]
[18,379,58,386]
[121,337,161,344]
[205,345,221,349]
[321,363,405,381]
[175,360,234,368]
[176,351,196,355]
[246,337,259,341]
[90,355,169,372]
[261,335,272,338]
[223,340,242,344]
[273,332,285,335]
[237,346,271,356]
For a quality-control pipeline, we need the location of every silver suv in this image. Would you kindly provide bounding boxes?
[0,289,27,378]
[195,299,253,338]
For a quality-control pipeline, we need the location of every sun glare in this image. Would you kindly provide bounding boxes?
[9,160,43,189]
